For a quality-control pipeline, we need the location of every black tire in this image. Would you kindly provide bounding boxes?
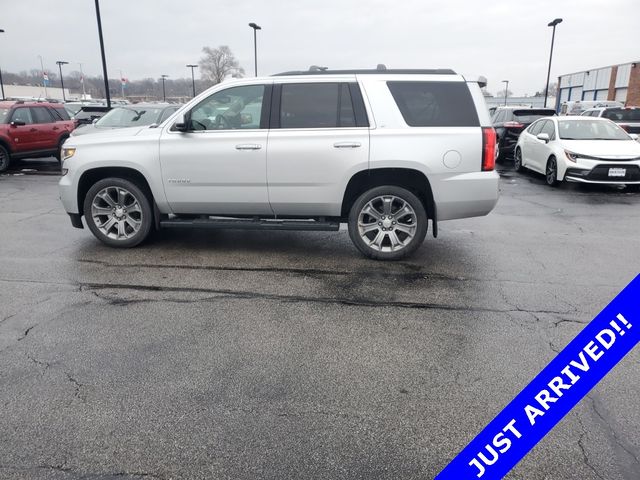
[0,145,10,173]
[348,185,428,260]
[514,148,524,172]
[83,177,153,248]
[545,157,559,187]
[626,184,640,192]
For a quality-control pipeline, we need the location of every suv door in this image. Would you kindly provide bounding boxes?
[267,81,370,216]
[159,83,272,215]
[30,106,59,150]
[8,107,36,153]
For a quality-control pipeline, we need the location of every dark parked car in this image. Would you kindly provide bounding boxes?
[73,105,111,127]
[71,104,180,136]
[492,107,556,161]
[581,106,640,135]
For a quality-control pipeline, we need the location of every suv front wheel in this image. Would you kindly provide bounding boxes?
[84,177,153,247]
[348,186,428,260]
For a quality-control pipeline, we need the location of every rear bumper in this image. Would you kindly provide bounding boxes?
[431,171,500,221]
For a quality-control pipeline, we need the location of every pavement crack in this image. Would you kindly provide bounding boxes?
[587,393,640,477]
[577,430,605,480]
[79,281,574,315]
[64,372,86,404]
[17,324,37,341]
[25,354,52,373]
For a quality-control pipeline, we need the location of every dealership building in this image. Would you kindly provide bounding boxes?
[557,60,640,107]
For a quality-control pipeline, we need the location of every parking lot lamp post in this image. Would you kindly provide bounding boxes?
[544,18,563,108]
[248,22,261,77]
[56,61,69,102]
[0,29,4,100]
[186,64,198,97]
[94,0,111,108]
[161,74,169,102]
[502,79,509,106]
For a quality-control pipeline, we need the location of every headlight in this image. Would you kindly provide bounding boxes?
[564,150,578,163]
[62,147,76,161]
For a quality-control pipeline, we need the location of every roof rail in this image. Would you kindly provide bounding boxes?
[273,68,456,76]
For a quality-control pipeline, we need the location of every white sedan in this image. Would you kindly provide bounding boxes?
[514,116,640,187]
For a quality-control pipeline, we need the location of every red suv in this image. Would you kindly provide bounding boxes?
[0,100,76,172]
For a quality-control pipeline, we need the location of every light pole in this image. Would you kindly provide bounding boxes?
[56,61,69,101]
[186,64,198,97]
[544,18,563,108]
[248,22,261,77]
[0,29,5,100]
[160,74,169,102]
[94,0,111,108]
[502,79,509,106]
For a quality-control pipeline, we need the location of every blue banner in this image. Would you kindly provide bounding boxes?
[435,275,639,480]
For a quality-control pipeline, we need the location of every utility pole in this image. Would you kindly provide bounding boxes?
[120,70,126,100]
[186,64,198,97]
[78,62,87,100]
[56,61,69,101]
[160,74,169,102]
[544,18,563,108]
[0,29,5,100]
[248,23,261,77]
[38,55,48,98]
[94,0,111,108]
[502,80,509,106]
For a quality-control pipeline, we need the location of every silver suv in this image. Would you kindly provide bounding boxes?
[59,69,499,260]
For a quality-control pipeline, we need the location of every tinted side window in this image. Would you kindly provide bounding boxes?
[31,107,55,124]
[387,81,479,127]
[189,85,265,131]
[528,121,544,135]
[51,107,71,120]
[540,120,556,139]
[11,107,34,124]
[279,83,356,129]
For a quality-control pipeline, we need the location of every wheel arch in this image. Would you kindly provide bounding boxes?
[341,168,437,237]
[77,166,154,217]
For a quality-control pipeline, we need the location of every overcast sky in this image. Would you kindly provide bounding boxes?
[1,0,638,95]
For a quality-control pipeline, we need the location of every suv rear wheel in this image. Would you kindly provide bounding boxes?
[348,186,428,260]
[83,177,153,247]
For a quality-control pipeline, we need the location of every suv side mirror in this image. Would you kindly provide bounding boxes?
[10,120,26,127]
[536,133,550,143]
[173,113,189,132]
[630,133,639,141]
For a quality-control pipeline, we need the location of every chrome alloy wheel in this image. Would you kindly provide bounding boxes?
[91,186,143,240]
[357,195,417,252]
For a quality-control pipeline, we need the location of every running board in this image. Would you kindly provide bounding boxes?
[160,217,340,231]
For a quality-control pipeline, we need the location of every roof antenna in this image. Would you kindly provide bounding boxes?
[376,64,387,71]
[309,65,328,72]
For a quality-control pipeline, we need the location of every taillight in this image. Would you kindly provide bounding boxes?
[482,127,496,171]
[503,121,524,128]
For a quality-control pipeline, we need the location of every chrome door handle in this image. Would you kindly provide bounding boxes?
[235,144,262,150]
[333,142,361,148]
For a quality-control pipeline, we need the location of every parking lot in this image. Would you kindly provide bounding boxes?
[1,158,639,480]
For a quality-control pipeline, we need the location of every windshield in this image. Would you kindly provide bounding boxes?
[558,120,630,140]
[602,108,640,122]
[96,107,163,128]
[513,109,555,123]
[0,108,10,124]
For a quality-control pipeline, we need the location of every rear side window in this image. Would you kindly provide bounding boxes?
[602,108,640,122]
[528,121,544,135]
[51,107,71,120]
[31,107,55,124]
[387,81,479,127]
[280,83,356,129]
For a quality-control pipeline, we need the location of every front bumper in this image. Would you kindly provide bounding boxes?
[564,165,640,185]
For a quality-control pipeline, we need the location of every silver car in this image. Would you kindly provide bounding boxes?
[59,68,499,260]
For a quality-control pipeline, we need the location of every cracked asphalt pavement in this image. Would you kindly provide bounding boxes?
[1,159,639,480]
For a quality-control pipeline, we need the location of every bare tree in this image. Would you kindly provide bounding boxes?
[199,45,245,85]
